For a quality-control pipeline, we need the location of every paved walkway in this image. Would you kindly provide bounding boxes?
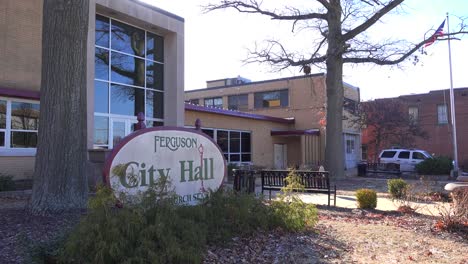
[249,175,452,215]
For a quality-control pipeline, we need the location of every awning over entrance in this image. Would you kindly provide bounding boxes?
[270,129,320,137]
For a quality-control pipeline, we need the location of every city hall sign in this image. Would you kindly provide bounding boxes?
[104,127,226,204]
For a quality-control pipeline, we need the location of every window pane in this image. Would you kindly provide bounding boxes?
[11,102,40,130]
[412,152,426,160]
[205,97,222,108]
[113,121,126,147]
[95,15,109,47]
[146,61,164,90]
[398,151,410,159]
[216,130,229,152]
[241,154,251,162]
[111,53,145,87]
[280,90,288,107]
[229,131,240,152]
[110,84,145,116]
[224,154,229,161]
[146,90,163,118]
[95,48,109,80]
[94,81,109,113]
[147,32,164,62]
[0,100,6,129]
[228,94,248,111]
[11,131,37,148]
[111,20,145,56]
[230,154,240,162]
[202,129,214,139]
[94,116,109,145]
[409,107,418,123]
[189,99,199,105]
[0,132,4,147]
[381,151,396,158]
[241,132,251,152]
[255,90,288,108]
[437,105,448,124]
[146,121,164,127]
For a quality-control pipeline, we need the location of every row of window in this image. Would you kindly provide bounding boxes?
[200,128,252,163]
[188,90,289,110]
[408,104,448,125]
[94,14,165,149]
[0,99,39,149]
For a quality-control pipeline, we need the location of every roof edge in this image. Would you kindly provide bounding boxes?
[185,103,294,124]
[186,73,325,93]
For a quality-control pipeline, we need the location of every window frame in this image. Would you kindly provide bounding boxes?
[204,97,223,108]
[408,106,419,124]
[0,97,39,156]
[94,14,165,149]
[437,104,448,124]
[254,89,289,109]
[228,94,248,111]
[187,126,252,164]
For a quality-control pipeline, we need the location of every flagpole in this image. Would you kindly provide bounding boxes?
[446,12,459,177]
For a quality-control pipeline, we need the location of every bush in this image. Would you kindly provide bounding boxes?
[387,178,408,199]
[415,156,453,175]
[0,174,15,191]
[356,188,377,209]
[59,181,318,264]
[270,197,318,231]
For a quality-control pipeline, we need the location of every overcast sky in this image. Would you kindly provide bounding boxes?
[141,0,468,100]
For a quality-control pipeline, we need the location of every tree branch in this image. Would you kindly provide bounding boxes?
[203,0,327,20]
[343,0,404,41]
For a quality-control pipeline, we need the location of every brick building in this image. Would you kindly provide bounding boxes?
[362,88,468,169]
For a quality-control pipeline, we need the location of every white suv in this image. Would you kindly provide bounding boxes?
[378,149,432,172]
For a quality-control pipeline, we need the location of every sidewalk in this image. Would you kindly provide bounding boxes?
[246,175,452,215]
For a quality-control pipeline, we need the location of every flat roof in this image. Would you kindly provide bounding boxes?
[186,73,325,93]
[185,103,294,124]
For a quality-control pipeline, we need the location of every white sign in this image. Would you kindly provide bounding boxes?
[104,127,226,204]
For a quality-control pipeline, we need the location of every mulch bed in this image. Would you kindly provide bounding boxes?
[1,191,466,264]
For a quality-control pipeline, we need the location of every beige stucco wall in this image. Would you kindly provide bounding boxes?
[0,0,42,91]
[0,156,35,180]
[186,74,359,133]
[185,110,296,168]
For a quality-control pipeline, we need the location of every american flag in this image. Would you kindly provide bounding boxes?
[424,20,445,47]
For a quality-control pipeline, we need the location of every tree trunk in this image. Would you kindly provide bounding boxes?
[324,1,345,179]
[30,0,90,214]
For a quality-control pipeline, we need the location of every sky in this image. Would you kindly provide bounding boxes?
[140,0,468,100]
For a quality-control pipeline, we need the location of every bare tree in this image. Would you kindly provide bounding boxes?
[30,0,90,214]
[204,0,468,178]
[357,99,427,162]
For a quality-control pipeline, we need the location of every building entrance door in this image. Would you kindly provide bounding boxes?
[110,118,137,148]
[274,144,287,169]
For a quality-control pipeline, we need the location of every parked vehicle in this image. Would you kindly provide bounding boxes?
[378,149,432,172]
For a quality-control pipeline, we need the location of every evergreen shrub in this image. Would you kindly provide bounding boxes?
[59,175,319,264]
[356,188,377,209]
[387,178,408,199]
[415,156,453,175]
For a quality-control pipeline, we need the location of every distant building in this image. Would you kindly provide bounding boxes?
[361,88,468,169]
[185,74,361,170]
